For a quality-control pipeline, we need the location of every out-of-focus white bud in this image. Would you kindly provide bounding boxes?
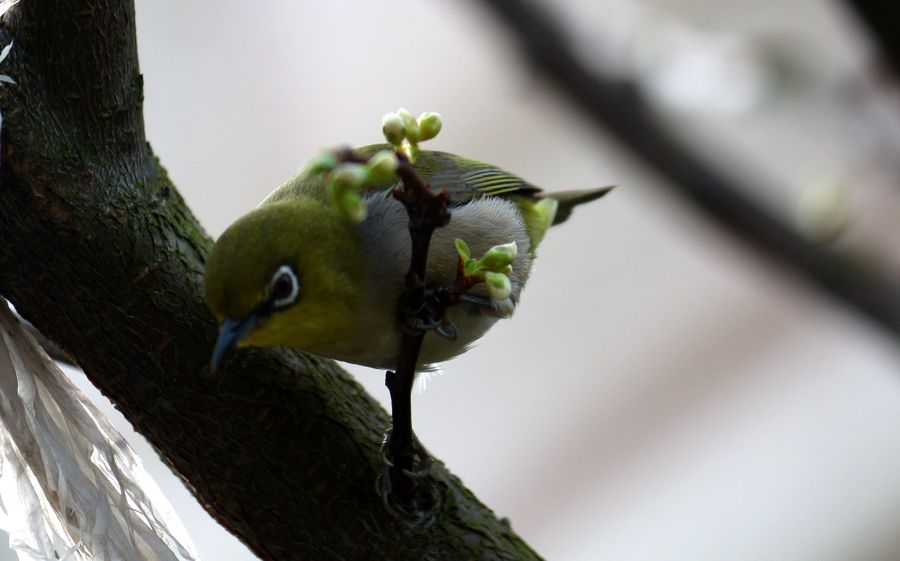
[327,181,367,223]
[303,152,338,175]
[795,182,849,244]
[331,164,367,189]
[365,150,399,183]
[382,112,406,145]
[397,108,420,143]
[341,192,367,223]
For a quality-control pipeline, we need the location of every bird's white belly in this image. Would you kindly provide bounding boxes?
[335,300,502,370]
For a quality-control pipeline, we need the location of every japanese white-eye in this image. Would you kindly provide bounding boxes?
[204,145,610,371]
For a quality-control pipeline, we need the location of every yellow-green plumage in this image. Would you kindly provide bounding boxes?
[204,199,363,351]
[204,145,610,370]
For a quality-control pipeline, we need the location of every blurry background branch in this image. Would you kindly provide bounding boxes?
[844,0,900,76]
[474,0,900,339]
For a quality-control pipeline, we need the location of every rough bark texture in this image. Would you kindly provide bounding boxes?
[0,2,542,560]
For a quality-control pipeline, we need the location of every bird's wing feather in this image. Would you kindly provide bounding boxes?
[263,145,542,207]
[348,145,542,204]
[408,149,542,203]
[262,145,608,232]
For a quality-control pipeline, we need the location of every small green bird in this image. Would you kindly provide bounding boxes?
[204,145,610,371]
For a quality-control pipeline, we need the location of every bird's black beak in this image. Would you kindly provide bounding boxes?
[211,315,258,372]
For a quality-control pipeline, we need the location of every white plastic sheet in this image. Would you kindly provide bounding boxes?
[0,302,199,561]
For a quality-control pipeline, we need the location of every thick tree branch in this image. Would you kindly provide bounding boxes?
[474,0,900,339]
[0,2,541,560]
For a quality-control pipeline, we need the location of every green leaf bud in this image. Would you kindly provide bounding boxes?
[463,261,481,277]
[382,112,406,145]
[304,152,338,176]
[479,241,518,272]
[365,150,399,184]
[417,112,443,141]
[342,192,367,223]
[454,238,471,260]
[397,108,420,143]
[327,181,367,223]
[331,163,367,189]
[484,271,512,301]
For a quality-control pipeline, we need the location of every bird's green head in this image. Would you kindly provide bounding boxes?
[203,199,363,370]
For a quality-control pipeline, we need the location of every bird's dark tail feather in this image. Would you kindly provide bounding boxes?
[548,186,614,225]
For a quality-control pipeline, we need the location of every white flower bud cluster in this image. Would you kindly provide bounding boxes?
[302,107,442,222]
[381,108,443,163]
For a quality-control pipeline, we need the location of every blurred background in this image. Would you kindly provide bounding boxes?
[4,0,900,559]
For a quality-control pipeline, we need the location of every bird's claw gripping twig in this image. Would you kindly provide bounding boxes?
[379,427,433,478]
[376,426,435,518]
[435,312,458,341]
[399,285,463,340]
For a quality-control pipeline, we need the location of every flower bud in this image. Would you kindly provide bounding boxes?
[365,150,399,183]
[397,108,420,143]
[304,152,338,176]
[795,182,848,243]
[382,112,406,145]
[417,112,443,141]
[341,192,367,223]
[484,271,512,301]
[479,242,518,272]
[331,163,366,189]
[327,181,367,223]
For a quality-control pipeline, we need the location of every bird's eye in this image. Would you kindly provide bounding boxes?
[269,265,300,309]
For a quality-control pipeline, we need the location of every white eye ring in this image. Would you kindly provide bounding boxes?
[269,264,300,309]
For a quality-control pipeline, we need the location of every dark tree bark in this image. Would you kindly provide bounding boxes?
[0,2,541,560]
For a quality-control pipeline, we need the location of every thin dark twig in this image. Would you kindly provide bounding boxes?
[334,148,453,512]
[383,155,450,505]
[474,0,900,339]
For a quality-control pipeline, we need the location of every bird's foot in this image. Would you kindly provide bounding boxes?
[376,427,436,519]
[459,293,494,309]
[379,427,433,480]
[434,312,458,340]
[400,285,462,340]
